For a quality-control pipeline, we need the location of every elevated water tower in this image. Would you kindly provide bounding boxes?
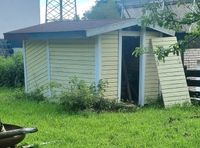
[45,0,77,23]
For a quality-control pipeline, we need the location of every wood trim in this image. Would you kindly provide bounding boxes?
[86,19,175,37]
[95,35,102,85]
[47,40,52,97]
[87,19,139,37]
[121,31,140,37]
[139,27,146,106]
[118,30,122,102]
[23,40,28,92]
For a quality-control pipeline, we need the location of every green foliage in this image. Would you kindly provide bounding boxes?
[132,39,182,62]
[139,1,200,60]
[60,77,136,113]
[154,44,180,62]
[60,77,108,112]
[0,52,24,87]
[13,87,46,102]
[142,2,181,31]
[132,44,180,62]
[132,47,149,58]
[141,0,199,31]
[83,0,121,19]
[60,77,94,112]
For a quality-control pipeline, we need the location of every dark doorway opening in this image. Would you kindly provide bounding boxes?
[121,36,140,104]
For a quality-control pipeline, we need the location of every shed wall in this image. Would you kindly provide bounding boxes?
[100,31,162,101]
[24,30,163,103]
[101,31,119,99]
[49,39,96,90]
[144,32,161,102]
[25,40,48,93]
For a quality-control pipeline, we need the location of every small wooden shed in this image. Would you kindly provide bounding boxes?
[4,19,190,106]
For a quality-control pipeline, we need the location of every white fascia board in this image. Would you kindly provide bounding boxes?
[118,30,122,102]
[86,19,139,37]
[86,18,175,37]
[23,40,28,92]
[47,40,52,97]
[95,35,102,85]
[138,27,146,106]
[121,31,140,36]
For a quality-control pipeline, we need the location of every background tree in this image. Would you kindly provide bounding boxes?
[139,0,200,60]
[83,0,121,20]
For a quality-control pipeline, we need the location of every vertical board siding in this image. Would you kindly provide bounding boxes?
[151,37,190,107]
[25,40,48,93]
[144,32,161,102]
[49,39,95,89]
[101,31,119,99]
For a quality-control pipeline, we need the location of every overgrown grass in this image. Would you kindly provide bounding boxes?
[1,88,200,147]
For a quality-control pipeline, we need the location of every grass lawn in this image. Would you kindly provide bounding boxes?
[0,88,200,147]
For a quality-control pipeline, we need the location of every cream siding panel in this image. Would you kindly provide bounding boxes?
[144,32,161,101]
[101,31,119,99]
[151,37,190,107]
[25,40,48,93]
[49,39,95,88]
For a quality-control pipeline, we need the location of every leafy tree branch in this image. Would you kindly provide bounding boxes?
[133,0,200,61]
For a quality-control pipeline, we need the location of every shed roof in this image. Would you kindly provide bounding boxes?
[4,19,175,43]
[7,19,122,34]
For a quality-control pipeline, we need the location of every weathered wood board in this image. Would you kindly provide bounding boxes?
[151,37,190,107]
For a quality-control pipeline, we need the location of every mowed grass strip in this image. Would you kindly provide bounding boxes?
[0,88,200,147]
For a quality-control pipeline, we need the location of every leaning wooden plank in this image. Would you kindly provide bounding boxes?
[164,99,190,106]
[151,37,190,107]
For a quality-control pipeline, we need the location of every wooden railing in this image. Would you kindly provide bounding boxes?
[185,68,200,100]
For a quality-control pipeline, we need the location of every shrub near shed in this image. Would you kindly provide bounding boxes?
[60,77,137,113]
[0,52,24,87]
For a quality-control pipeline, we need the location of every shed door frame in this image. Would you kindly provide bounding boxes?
[119,30,146,105]
[23,40,28,93]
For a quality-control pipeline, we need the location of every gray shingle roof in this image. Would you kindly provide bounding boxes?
[6,19,123,34]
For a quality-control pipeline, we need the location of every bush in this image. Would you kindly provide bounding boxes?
[60,77,136,113]
[0,52,24,87]
[60,77,101,112]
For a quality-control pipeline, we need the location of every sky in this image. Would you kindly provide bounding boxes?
[40,0,96,23]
